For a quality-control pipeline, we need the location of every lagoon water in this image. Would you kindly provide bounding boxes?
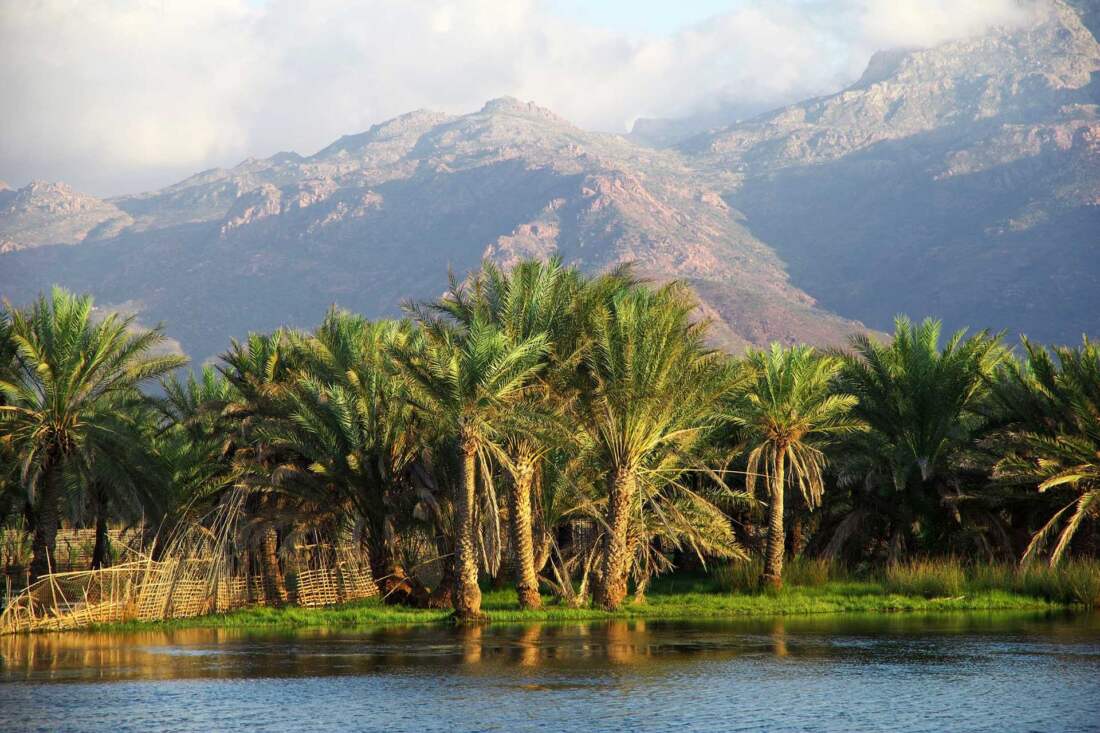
[1,613,1098,732]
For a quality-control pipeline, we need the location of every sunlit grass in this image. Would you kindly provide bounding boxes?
[880,558,1100,606]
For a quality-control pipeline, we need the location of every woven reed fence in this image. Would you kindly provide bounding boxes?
[0,541,378,634]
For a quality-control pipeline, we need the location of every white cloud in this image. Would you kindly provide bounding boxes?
[0,0,1041,195]
[858,0,1037,49]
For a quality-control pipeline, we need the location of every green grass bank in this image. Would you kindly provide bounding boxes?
[94,558,1098,633]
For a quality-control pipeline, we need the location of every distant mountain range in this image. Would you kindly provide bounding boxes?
[1,0,1097,363]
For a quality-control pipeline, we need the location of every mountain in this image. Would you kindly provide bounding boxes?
[685,0,1100,345]
[2,0,1097,361]
[0,99,865,362]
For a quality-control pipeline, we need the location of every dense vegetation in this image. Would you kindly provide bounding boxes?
[1,259,1098,621]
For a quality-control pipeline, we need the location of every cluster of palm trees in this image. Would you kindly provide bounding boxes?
[1,259,1097,620]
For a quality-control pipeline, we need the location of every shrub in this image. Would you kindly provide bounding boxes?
[1059,560,1100,607]
[966,562,1015,592]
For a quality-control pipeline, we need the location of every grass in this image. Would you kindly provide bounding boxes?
[91,557,1094,633]
[882,558,1100,606]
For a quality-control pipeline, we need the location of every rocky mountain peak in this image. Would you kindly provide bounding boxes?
[478,97,569,124]
[3,1,1096,359]
[700,0,1100,355]
[10,181,104,213]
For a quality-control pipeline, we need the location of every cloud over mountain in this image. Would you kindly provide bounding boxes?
[0,0,1036,195]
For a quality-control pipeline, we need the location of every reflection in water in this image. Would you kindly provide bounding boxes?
[461,624,482,665]
[1,613,1099,732]
[2,612,1100,682]
[517,623,541,668]
[770,618,788,658]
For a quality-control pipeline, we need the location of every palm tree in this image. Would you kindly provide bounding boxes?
[577,282,726,610]
[156,366,239,527]
[392,316,548,621]
[218,330,305,604]
[730,344,862,589]
[828,317,1005,559]
[430,259,584,609]
[0,288,185,579]
[991,338,1100,565]
[70,398,168,569]
[257,312,428,602]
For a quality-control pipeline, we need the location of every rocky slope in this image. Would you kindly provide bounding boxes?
[0,99,864,362]
[686,0,1099,345]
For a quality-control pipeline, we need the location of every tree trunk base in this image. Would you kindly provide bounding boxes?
[516,585,541,610]
[596,579,628,611]
[450,609,490,625]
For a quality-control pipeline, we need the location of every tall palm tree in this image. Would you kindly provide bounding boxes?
[829,317,1005,558]
[730,344,862,589]
[578,282,725,610]
[992,338,1100,565]
[430,259,584,609]
[392,317,548,620]
[0,288,185,579]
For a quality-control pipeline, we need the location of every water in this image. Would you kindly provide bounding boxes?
[1,613,1098,732]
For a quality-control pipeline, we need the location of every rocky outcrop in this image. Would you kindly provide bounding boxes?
[0,180,132,251]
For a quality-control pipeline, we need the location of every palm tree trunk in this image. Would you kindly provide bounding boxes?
[91,490,110,570]
[762,449,786,590]
[596,467,636,611]
[508,455,541,610]
[452,438,483,621]
[29,459,62,582]
[260,526,287,605]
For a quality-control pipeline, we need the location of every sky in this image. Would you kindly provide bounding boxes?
[0,0,1036,196]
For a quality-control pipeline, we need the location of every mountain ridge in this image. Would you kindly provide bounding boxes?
[0,97,868,361]
[2,0,1097,359]
[683,0,1099,346]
